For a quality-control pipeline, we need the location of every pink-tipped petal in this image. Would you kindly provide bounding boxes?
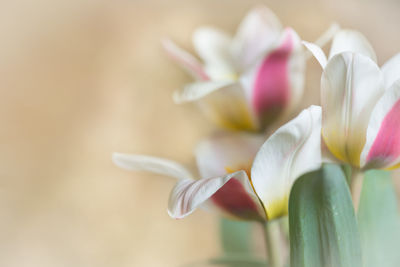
[231,5,282,71]
[168,171,266,221]
[381,53,400,89]
[250,28,304,129]
[361,81,400,169]
[162,39,209,81]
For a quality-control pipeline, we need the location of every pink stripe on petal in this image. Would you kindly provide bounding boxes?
[366,99,400,167]
[162,39,209,81]
[211,178,264,221]
[252,30,293,126]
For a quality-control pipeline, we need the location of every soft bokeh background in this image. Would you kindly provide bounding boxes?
[1,0,400,266]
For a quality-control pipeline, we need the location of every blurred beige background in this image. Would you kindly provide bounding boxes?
[0,0,400,266]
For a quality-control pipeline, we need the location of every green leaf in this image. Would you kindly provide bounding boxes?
[289,164,362,267]
[181,256,267,267]
[220,218,253,255]
[209,256,267,267]
[358,170,400,267]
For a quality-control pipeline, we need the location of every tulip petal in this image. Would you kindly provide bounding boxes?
[192,27,236,79]
[329,29,377,62]
[173,80,233,103]
[251,105,322,220]
[231,6,282,71]
[112,153,194,180]
[321,52,384,167]
[246,28,304,129]
[161,39,209,81]
[302,41,327,68]
[182,82,258,131]
[195,132,265,178]
[168,171,265,221]
[381,53,400,89]
[360,81,400,169]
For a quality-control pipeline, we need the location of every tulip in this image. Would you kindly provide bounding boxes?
[163,6,308,132]
[304,29,400,170]
[113,106,322,221]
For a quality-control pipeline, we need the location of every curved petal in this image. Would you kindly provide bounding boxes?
[173,81,233,103]
[112,153,194,180]
[192,27,235,79]
[195,131,265,178]
[243,28,304,130]
[381,53,400,89]
[231,5,282,71]
[161,39,209,81]
[168,171,266,221]
[251,105,322,220]
[302,41,327,68]
[194,82,259,131]
[329,29,377,62]
[360,81,400,169]
[321,52,384,167]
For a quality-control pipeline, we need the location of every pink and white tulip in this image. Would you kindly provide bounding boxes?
[163,6,306,132]
[305,29,400,170]
[113,106,322,221]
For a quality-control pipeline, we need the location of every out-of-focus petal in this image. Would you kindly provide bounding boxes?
[329,29,377,62]
[381,53,400,89]
[231,6,282,71]
[321,53,384,167]
[194,82,259,131]
[161,39,209,81]
[302,41,327,68]
[192,27,235,78]
[195,132,265,178]
[112,153,194,180]
[168,171,266,221]
[360,81,400,169]
[251,105,322,220]
[173,81,233,104]
[245,28,304,130]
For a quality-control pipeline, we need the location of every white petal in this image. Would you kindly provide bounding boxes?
[329,29,377,62]
[286,29,306,116]
[321,52,384,166]
[173,81,233,103]
[251,105,322,220]
[302,41,327,68]
[195,132,265,178]
[360,81,400,169]
[168,171,265,220]
[381,53,400,89]
[112,153,194,180]
[231,6,282,70]
[161,38,209,81]
[192,27,235,76]
[193,82,259,131]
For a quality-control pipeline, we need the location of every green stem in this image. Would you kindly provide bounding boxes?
[263,221,283,267]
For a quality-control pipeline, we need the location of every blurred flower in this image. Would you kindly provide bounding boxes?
[163,6,306,132]
[305,29,400,170]
[113,106,322,221]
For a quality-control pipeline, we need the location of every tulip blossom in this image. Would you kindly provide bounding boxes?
[163,6,307,132]
[113,106,322,221]
[304,29,400,170]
